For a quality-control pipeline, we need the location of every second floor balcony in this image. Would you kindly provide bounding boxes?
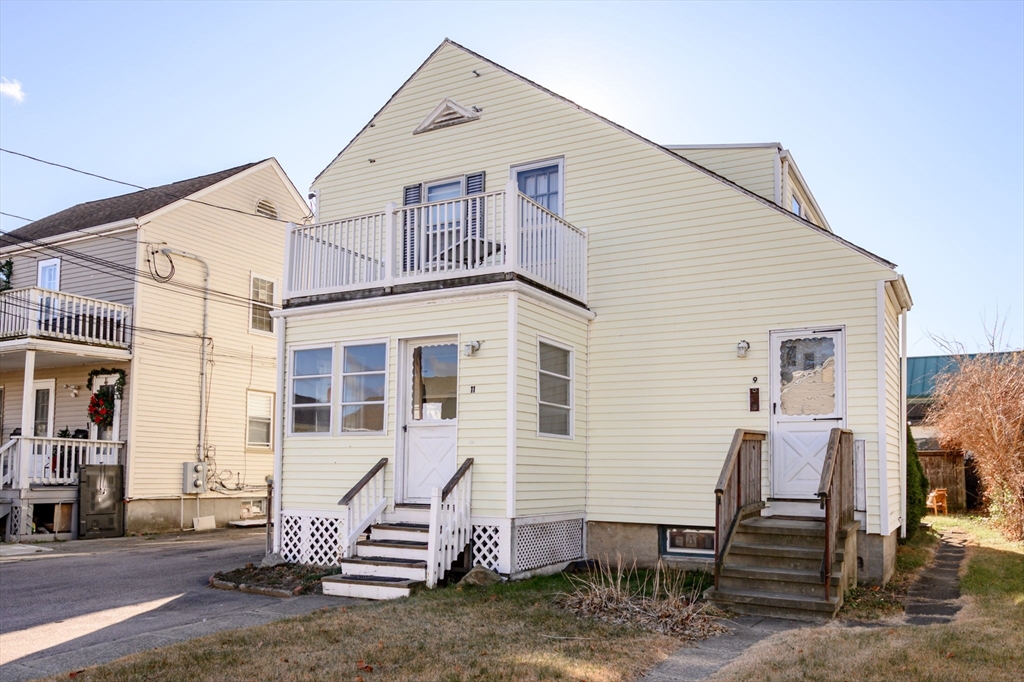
[285,181,588,305]
[0,287,133,350]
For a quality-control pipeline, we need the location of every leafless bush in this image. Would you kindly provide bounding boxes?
[557,555,728,641]
[926,350,1024,540]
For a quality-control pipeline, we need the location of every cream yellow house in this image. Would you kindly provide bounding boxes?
[274,40,912,616]
[1,159,308,538]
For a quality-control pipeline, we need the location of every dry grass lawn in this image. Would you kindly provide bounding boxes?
[708,515,1024,682]
[42,573,682,682]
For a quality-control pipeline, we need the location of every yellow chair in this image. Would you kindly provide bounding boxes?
[926,488,948,515]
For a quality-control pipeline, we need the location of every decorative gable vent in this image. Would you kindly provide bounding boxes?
[413,98,481,135]
[255,199,278,220]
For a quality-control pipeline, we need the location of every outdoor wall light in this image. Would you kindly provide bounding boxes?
[736,340,751,358]
[463,341,482,357]
[63,384,80,397]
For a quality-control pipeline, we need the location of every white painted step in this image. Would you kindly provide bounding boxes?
[383,504,430,524]
[356,539,427,560]
[322,574,422,600]
[371,522,428,543]
[339,556,427,581]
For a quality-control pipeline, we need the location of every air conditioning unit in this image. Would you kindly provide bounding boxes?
[182,461,208,494]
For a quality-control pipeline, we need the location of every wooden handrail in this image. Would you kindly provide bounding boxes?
[338,458,388,505]
[817,428,854,600]
[440,458,474,501]
[816,428,843,502]
[714,430,767,588]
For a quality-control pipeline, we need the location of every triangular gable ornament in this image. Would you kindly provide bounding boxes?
[413,97,481,134]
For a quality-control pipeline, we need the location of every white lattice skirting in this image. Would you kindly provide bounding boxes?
[471,525,505,572]
[515,518,584,572]
[280,510,347,566]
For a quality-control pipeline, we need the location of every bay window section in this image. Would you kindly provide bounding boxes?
[342,343,386,432]
[538,341,572,437]
[291,347,332,433]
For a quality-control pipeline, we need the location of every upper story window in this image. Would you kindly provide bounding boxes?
[538,339,573,437]
[247,391,273,448]
[250,275,275,334]
[513,159,563,216]
[791,196,803,217]
[290,347,333,434]
[255,199,278,220]
[37,258,61,290]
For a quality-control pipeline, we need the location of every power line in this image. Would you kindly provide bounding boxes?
[0,211,35,223]
[0,148,312,225]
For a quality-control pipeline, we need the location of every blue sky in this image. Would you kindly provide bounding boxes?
[1,1,1021,355]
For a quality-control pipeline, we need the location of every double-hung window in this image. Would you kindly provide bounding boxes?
[250,275,275,334]
[37,258,61,290]
[247,391,273,447]
[538,340,572,437]
[341,343,386,432]
[291,348,332,433]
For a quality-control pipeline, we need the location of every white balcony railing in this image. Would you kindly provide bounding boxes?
[0,436,124,488]
[286,181,587,303]
[0,287,132,349]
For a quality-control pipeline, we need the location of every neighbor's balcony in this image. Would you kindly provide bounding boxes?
[0,287,133,349]
[0,436,123,488]
[285,181,588,304]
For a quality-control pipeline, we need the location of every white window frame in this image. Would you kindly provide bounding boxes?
[287,344,335,437]
[424,176,466,202]
[338,339,389,436]
[249,273,277,337]
[32,379,56,438]
[791,195,803,217]
[246,390,274,449]
[37,258,61,290]
[511,157,565,216]
[537,336,574,440]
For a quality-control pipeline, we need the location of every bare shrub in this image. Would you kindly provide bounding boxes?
[557,555,728,641]
[926,350,1024,541]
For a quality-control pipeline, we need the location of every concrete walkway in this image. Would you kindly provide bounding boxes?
[0,530,351,682]
[639,616,811,682]
[904,527,967,625]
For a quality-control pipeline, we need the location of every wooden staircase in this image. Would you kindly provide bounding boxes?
[705,429,857,621]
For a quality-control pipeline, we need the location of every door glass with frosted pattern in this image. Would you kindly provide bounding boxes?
[779,337,836,416]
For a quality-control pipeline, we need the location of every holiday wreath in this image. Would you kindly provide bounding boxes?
[87,390,116,428]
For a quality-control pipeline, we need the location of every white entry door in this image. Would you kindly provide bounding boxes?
[402,339,459,503]
[770,329,845,499]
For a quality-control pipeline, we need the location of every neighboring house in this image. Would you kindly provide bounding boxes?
[0,159,308,540]
[907,354,1003,511]
[272,40,913,616]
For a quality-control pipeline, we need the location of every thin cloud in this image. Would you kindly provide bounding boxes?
[0,78,25,103]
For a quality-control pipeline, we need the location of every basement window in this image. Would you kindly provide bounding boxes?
[661,526,715,557]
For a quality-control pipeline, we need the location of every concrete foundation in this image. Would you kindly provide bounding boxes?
[586,521,660,567]
[857,527,899,585]
[125,495,267,534]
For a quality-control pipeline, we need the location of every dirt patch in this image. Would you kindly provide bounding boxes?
[211,562,343,596]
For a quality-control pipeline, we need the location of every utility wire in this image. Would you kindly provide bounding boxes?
[0,148,312,225]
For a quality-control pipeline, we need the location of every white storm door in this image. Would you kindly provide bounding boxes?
[402,339,459,503]
[770,329,845,499]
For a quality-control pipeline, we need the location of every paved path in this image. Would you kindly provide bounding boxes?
[904,527,967,625]
[0,529,350,682]
[639,616,811,682]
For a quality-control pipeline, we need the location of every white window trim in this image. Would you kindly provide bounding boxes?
[37,258,61,290]
[511,157,566,217]
[338,338,389,436]
[423,176,467,202]
[536,335,574,440]
[286,343,335,437]
[249,273,278,337]
[246,390,275,449]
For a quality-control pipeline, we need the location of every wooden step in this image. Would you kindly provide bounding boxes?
[339,556,427,581]
[322,574,423,600]
[734,517,827,548]
[727,542,845,571]
[704,586,840,621]
[357,538,428,560]
[371,522,429,543]
[719,565,843,598]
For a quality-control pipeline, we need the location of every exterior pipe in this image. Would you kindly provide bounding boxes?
[160,248,210,462]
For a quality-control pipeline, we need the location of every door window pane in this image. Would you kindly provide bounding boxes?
[34,389,50,437]
[341,343,386,432]
[779,337,836,416]
[538,342,571,436]
[411,344,458,421]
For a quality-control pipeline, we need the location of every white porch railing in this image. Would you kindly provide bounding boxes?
[0,287,132,349]
[426,458,473,588]
[0,438,17,487]
[338,458,388,558]
[286,182,587,303]
[6,437,124,486]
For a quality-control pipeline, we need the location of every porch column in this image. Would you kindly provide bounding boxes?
[19,348,36,490]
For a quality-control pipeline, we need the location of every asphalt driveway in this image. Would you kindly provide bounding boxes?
[0,528,346,681]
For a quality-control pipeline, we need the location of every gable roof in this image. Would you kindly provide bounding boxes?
[314,39,897,271]
[1,161,260,246]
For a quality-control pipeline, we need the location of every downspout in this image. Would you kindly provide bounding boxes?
[161,248,210,462]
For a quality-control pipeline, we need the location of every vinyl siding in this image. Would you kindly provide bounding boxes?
[6,232,139,305]
[127,162,303,499]
[515,296,588,517]
[883,283,903,531]
[0,362,130,443]
[670,147,778,203]
[309,42,900,534]
[281,293,509,515]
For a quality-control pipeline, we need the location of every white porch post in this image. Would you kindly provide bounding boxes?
[504,180,519,272]
[19,349,36,490]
